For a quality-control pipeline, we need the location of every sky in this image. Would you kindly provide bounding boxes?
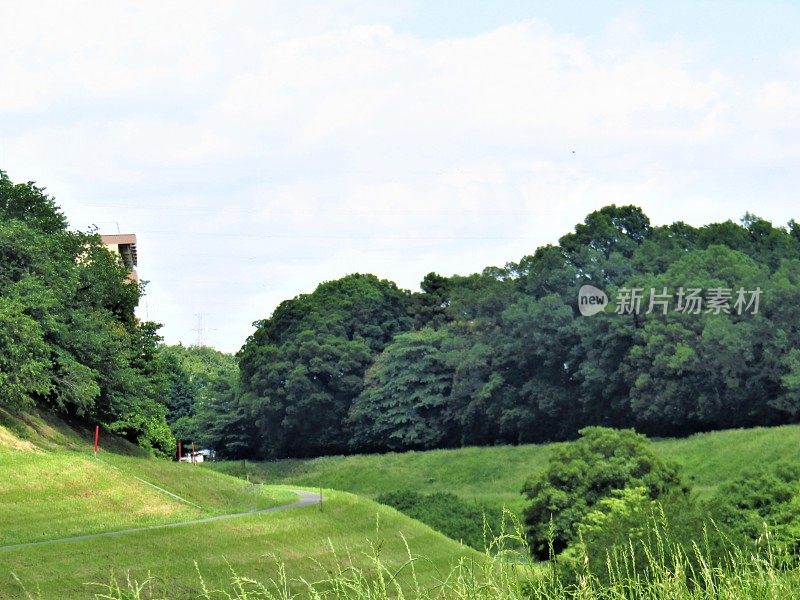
[1,1,799,352]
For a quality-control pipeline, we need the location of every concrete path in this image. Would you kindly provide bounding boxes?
[0,489,321,552]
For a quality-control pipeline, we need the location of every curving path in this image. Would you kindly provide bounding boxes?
[0,489,321,552]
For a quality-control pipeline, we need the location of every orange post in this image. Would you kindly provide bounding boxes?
[93,425,99,456]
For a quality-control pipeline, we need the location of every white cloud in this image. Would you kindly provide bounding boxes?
[1,1,799,350]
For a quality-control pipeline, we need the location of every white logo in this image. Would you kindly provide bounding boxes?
[578,285,608,317]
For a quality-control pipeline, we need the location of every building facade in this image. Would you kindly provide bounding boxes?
[101,233,138,281]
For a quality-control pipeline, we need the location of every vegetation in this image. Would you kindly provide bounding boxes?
[375,490,502,551]
[521,427,685,559]
[0,171,174,454]
[4,170,800,598]
[5,169,800,465]
[208,423,800,512]
[207,424,800,573]
[6,406,800,598]
[707,463,800,562]
[90,523,800,599]
[3,488,474,599]
[238,273,412,458]
[0,415,474,599]
[158,344,251,458]
[0,412,294,546]
[234,205,800,459]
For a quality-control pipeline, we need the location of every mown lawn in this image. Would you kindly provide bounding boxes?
[1,408,299,548]
[0,413,476,599]
[100,453,297,514]
[1,489,477,600]
[0,448,296,547]
[656,424,800,497]
[5,410,800,599]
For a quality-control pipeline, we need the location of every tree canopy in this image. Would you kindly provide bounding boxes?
[5,168,800,463]
[238,204,800,459]
[521,427,684,558]
[0,171,173,454]
[238,273,412,457]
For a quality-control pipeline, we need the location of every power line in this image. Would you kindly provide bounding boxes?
[136,231,546,240]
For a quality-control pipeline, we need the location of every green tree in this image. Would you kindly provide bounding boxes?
[0,170,174,455]
[623,245,777,433]
[0,171,67,233]
[239,274,412,458]
[158,344,251,457]
[521,427,684,559]
[349,328,457,452]
[0,297,51,408]
[192,371,255,459]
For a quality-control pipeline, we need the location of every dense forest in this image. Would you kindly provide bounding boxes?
[234,205,800,459]
[3,170,800,460]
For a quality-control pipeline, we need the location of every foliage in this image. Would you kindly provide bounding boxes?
[0,170,173,454]
[234,203,800,459]
[376,489,502,550]
[349,328,459,452]
[521,427,684,559]
[157,344,251,457]
[238,274,412,458]
[0,297,51,408]
[561,488,733,583]
[12,167,800,462]
[708,462,800,561]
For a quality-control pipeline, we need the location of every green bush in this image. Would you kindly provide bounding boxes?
[522,426,686,559]
[560,487,735,583]
[707,462,800,562]
[376,489,502,550]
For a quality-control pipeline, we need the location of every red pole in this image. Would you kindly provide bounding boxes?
[93,425,99,456]
[178,441,182,462]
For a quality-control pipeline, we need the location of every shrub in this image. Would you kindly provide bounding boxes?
[707,462,800,562]
[521,427,685,558]
[559,487,735,583]
[376,489,502,550]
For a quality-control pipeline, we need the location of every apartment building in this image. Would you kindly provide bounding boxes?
[101,233,138,281]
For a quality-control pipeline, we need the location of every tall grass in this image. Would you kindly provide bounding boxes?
[87,515,800,600]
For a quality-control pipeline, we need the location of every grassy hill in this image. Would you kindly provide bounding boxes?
[0,410,477,599]
[207,423,800,514]
[5,407,800,599]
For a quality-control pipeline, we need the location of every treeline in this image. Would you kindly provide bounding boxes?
[0,171,174,453]
[5,169,800,460]
[226,205,800,459]
[159,344,250,457]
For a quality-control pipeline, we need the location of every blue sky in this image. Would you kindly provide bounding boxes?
[1,1,798,351]
[398,1,799,67]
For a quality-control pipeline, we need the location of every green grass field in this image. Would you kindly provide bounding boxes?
[0,411,477,599]
[2,488,478,599]
[208,423,800,514]
[4,407,800,599]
